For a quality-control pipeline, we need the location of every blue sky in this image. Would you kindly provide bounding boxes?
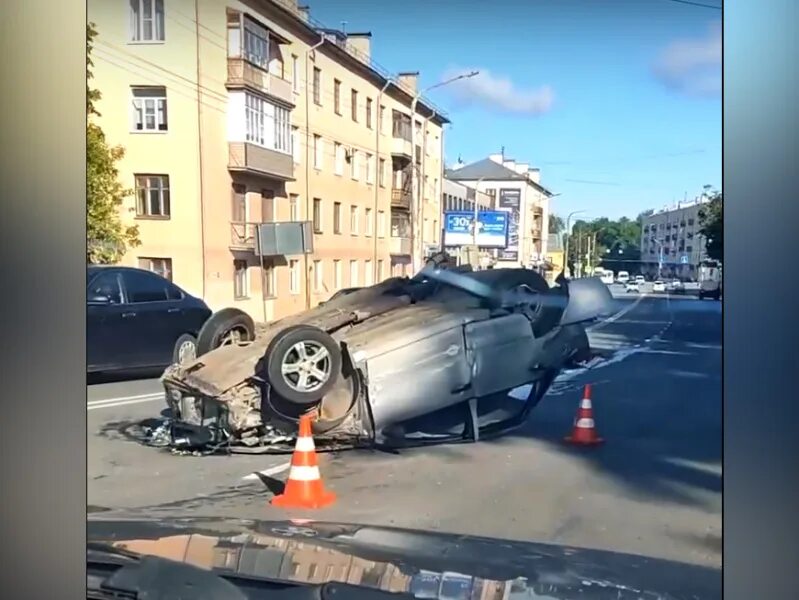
[310,0,722,220]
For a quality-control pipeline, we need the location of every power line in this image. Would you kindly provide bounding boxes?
[657,0,722,9]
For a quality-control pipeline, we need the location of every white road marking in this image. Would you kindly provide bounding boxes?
[242,461,292,481]
[589,293,648,332]
[87,392,164,411]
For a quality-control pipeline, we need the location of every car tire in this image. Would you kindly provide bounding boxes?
[172,333,198,365]
[262,325,342,405]
[196,308,256,357]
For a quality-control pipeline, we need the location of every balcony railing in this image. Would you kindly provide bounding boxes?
[228,142,295,180]
[390,136,413,159]
[230,222,257,250]
[390,235,412,255]
[226,58,294,106]
[391,188,412,210]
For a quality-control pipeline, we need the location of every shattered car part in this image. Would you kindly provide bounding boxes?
[159,266,614,454]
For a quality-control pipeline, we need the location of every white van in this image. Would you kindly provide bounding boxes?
[600,270,615,285]
[616,271,630,284]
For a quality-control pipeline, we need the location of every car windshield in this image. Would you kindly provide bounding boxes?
[86,2,721,597]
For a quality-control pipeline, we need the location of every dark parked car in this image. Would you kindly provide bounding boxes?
[87,265,213,375]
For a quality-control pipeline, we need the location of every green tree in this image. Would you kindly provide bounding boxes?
[548,214,565,234]
[87,22,139,264]
[698,191,722,261]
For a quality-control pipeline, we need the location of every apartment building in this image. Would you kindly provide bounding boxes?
[639,195,711,279]
[445,154,553,268]
[88,0,447,322]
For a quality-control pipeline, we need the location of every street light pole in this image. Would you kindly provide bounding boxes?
[410,70,479,271]
[563,209,586,278]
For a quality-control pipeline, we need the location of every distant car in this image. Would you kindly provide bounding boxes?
[634,275,645,285]
[87,266,215,375]
[625,281,639,293]
[616,271,630,284]
[668,279,685,293]
[652,280,666,292]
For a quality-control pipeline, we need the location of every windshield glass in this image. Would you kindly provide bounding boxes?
[87,1,721,597]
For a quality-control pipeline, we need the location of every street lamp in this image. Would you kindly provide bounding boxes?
[563,210,587,278]
[410,70,479,270]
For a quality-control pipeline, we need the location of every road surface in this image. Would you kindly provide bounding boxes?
[88,290,721,568]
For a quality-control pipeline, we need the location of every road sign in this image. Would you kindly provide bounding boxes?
[680,255,689,264]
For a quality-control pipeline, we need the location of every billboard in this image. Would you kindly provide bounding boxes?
[497,188,521,261]
[443,211,509,248]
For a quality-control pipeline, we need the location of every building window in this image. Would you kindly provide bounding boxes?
[261,189,275,222]
[333,259,342,290]
[351,150,359,180]
[313,260,324,292]
[138,257,172,281]
[130,0,165,42]
[242,18,270,69]
[289,259,300,294]
[263,263,276,297]
[377,210,386,237]
[131,87,167,132]
[377,259,384,282]
[333,202,342,234]
[365,207,373,236]
[334,79,341,114]
[364,260,374,286]
[234,259,249,299]
[378,158,386,187]
[350,260,358,286]
[291,126,300,163]
[350,205,359,235]
[312,67,321,105]
[245,93,291,154]
[313,134,323,169]
[289,194,300,221]
[291,54,299,92]
[379,105,385,133]
[351,89,358,122]
[365,153,374,184]
[334,142,344,175]
[687,245,693,252]
[135,175,170,217]
[231,183,247,222]
[312,198,322,233]
[366,97,373,129]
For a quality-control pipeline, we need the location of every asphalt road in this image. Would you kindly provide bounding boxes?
[88,290,721,568]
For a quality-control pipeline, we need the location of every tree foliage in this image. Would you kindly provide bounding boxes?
[548,214,565,234]
[87,22,139,264]
[565,216,643,274]
[698,191,722,262]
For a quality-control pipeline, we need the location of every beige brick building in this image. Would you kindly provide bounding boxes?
[88,0,447,322]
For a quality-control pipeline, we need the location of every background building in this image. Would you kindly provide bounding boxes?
[88,0,446,322]
[445,153,553,269]
[639,194,711,279]
[545,233,565,283]
[441,178,496,267]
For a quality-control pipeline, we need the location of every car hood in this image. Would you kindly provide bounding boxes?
[86,516,720,599]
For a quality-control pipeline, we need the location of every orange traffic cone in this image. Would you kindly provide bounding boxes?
[271,411,336,509]
[565,384,604,446]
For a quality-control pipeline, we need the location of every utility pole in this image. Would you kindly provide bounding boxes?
[409,70,479,271]
[563,209,586,278]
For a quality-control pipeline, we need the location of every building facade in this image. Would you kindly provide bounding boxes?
[639,195,711,279]
[445,154,552,269]
[88,0,447,322]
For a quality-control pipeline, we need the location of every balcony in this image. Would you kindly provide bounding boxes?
[228,142,295,181]
[390,136,413,159]
[230,222,256,251]
[390,235,412,255]
[391,188,412,210]
[226,58,294,106]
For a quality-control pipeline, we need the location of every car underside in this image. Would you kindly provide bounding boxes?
[157,264,613,454]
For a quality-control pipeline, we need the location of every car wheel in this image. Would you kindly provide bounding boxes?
[173,334,198,365]
[196,308,256,357]
[262,325,342,405]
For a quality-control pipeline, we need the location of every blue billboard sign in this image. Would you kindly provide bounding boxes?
[443,211,509,248]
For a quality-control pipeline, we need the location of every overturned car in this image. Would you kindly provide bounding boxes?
[160,263,614,454]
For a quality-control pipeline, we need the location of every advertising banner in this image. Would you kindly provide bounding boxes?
[443,211,509,248]
[497,188,521,261]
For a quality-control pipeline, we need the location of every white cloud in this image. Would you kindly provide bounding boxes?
[440,67,555,115]
[653,20,721,97]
